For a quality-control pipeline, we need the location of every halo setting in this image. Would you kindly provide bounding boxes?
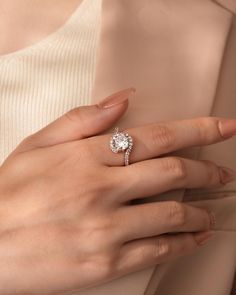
[110,127,133,165]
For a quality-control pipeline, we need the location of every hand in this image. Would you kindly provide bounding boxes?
[0,88,235,295]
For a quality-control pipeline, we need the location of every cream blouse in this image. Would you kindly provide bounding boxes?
[0,0,102,164]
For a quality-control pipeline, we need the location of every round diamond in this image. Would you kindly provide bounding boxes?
[112,133,129,151]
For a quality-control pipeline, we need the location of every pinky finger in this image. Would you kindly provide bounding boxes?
[116,231,215,275]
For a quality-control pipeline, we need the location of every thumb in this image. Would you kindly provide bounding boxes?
[17,87,135,152]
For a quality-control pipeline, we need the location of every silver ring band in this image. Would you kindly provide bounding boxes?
[110,127,133,166]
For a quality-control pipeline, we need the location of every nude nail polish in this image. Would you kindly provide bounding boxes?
[97,87,136,109]
[218,119,236,139]
[194,231,215,246]
[219,166,236,184]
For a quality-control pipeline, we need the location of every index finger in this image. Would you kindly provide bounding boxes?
[95,117,236,166]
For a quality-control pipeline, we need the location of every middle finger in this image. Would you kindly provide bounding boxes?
[116,156,224,203]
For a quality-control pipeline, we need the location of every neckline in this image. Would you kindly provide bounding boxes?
[0,0,88,62]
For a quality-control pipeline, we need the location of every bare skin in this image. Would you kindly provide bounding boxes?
[0,0,83,55]
[0,88,235,294]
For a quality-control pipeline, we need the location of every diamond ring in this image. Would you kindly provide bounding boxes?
[110,127,133,166]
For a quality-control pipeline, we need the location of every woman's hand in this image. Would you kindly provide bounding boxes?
[0,88,235,295]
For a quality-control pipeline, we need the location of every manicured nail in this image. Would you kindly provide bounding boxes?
[219,166,236,184]
[218,119,236,139]
[194,231,215,246]
[97,87,136,109]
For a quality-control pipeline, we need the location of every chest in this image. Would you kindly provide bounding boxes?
[0,0,83,56]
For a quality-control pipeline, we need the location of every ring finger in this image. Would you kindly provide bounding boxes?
[94,116,229,166]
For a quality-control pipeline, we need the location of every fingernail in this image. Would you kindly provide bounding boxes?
[194,231,215,246]
[97,87,136,109]
[219,166,236,184]
[218,119,236,139]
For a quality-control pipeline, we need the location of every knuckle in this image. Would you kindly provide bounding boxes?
[153,237,171,259]
[13,134,41,155]
[86,230,107,251]
[84,173,116,207]
[162,157,187,181]
[87,253,118,280]
[82,223,117,252]
[64,107,83,123]
[195,117,216,143]
[95,230,111,248]
[201,160,219,184]
[101,261,114,279]
[100,254,119,279]
[19,134,37,147]
[150,124,175,151]
[168,201,187,227]
[64,107,87,137]
[95,169,116,194]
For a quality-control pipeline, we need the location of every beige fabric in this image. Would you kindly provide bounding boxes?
[76,0,236,294]
[0,0,102,164]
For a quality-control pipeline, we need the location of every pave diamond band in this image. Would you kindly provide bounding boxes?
[110,127,133,166]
